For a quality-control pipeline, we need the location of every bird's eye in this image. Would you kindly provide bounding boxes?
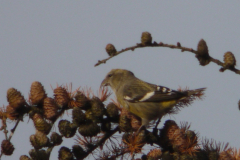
[108,74,112,77]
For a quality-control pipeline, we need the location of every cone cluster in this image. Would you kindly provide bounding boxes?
[159,120,199,155]
[4,81,235,159]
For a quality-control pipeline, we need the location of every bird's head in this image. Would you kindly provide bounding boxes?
[101,69,135,90]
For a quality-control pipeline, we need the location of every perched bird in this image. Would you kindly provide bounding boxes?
[101,69,205,131]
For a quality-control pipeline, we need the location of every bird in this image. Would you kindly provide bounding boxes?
[101,69,205,132]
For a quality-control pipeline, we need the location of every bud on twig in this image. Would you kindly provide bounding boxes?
[177,42,181,47]
[238,100,240,111]
[141,32,152,45]
[223,51,236,68]
[105,43,117,56]
[220,52,236,72]
[197,39,209,57]
[196,39,211,66]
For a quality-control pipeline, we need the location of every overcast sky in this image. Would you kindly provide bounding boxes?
[1,1,240,159]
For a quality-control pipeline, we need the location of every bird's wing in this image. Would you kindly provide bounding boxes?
[122,82,186,103]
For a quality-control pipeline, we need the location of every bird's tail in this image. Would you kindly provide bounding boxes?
[175,88,206,109]
[186,88,206,97]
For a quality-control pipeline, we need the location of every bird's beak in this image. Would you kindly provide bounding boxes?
[100,78,109,87]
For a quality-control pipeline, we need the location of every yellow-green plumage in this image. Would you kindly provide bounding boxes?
[129,100,177,122]
[101,69,205,129]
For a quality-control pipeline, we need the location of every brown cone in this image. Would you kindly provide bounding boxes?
[58,146,73,160]
[1,140,15,156]
[147,149,162,159]
[29,81,47,105]
[196,39,211,66]
[54,87,70,108]
[90,97,105,118]
[72,107,86,125]
[119,108,132,132]
[223,51,236,68]
[30,131,49,149]
[219,150,233,160]
[106,43,117,56]
[50,132,63,146]
[74,91,90,109]
[43,97,59,121]
[19,155,31,160]
[58,120,77,138]
[119,115,132,132]
[72,145,86,159]
[141,32,152,45]
[197,39,209,57]
[78,122,100,137]
[106,102,119,120]
[130,114,141,131]
[29,149,48,160]
[32,113,51,134]
[7,88,26,109]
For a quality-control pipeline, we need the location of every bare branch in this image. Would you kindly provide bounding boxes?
[95,41,240,75]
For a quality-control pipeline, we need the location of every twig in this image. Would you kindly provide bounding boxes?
[94,42,196,67]
[82,126,119,159]
[8,119,20,141]
[46,146,54,159]
[94,41,240,75]
[1,119,8,140]
[152,117,162,135]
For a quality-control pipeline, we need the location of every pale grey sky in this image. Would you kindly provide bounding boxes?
[1,1,240,159]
